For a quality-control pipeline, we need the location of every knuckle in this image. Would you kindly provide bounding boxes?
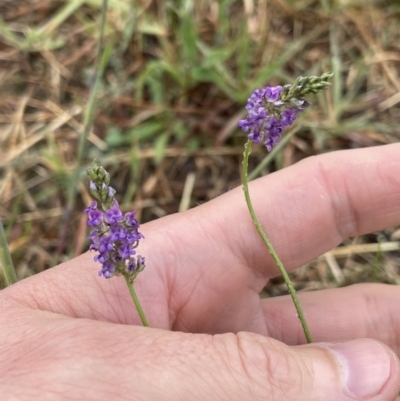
[223,332,310,400]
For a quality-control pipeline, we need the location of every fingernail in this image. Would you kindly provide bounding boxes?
[328,340,391,398]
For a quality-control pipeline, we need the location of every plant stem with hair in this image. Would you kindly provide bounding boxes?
[242,139,312,344]
[124,275,150,327]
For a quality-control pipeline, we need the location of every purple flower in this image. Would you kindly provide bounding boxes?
[124,212,139,228]
[118,244,136,259]
[98,260,116,279]
[238,119,250,132]
[281,109,297,127]
[265,86,282,102]
[247,127,262,144]
[84,202,103,227]
[238,84,311,151]
[265,134,281,152]
[94,253,108,264]
[88,210,103,227]
[136,255,145,270]
[246,89,264,110]
[126,231,144,243]
[88,230,101,251]
[104,202,123,225]
[85,172,145,280]
[248,107,267,127]
[109,224,127,242]
[263,118,282,151]
[126,258,137,273]
[98,235,114,254]
[84,201,97,213]
[126,255,146,274]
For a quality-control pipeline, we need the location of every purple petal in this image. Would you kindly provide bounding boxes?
[265,86,282,102]
[84,201,98,214]
[104,206,123,225]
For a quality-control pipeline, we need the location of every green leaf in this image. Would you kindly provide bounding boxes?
[136,60,184,102]
[191,66,237,100]
[153,133,169,164]
[173,121,189,141]
[105,122,164,147]
[179,0,198,64]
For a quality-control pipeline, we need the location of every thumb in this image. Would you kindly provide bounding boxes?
[293,338,400,400]
[162,333,400,401]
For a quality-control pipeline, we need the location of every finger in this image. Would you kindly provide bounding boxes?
[262,283,400,351]
[1,305,399,401]
[205,142,400,277]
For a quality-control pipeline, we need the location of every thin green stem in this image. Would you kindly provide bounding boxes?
[0,219,17,286]
[242,140,312,343]
[124,275,150,327]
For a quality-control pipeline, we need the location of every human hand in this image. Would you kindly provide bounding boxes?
[1,144,400,400]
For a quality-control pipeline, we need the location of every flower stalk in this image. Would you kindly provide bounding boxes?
[242,140,312,343]
[85,160,149,326]
[239,73,333,343]
[124,275,149,327]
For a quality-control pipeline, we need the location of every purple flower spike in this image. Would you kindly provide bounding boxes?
[85,163,146,281]
[238,84,311,151]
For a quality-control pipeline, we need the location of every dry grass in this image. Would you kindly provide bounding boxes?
[0,0,400,293]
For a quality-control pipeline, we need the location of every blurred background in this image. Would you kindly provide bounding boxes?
[0,0,399,293]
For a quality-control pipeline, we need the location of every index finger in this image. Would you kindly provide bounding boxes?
[204,142,400,277]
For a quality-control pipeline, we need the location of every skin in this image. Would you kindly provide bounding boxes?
[1,143,400,400]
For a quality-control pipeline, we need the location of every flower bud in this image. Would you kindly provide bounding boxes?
[100,182,109,201]
[89,181,101,200]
